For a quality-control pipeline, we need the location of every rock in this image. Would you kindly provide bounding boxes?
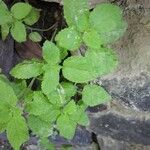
[50,126,92,146]
[98,135,150,150]
[0,36,14,77]
[89,101,150,145]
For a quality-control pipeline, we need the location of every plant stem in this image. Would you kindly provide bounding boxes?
[26,23,57,32]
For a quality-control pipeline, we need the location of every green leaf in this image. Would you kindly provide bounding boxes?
[63,101,77,115]
[10,60,44,79]
[42,40,60,64]
[89,3,127,44]
[83,29,102,49]
[24,8,40,25]
[0,0,12,25]
[69,104,89,126]
[42,65,60,95]
[1,24,10,40]
[0,103,12,124]
[28,115,53,138]
[39,138,55,150]
[62,56,95,83]
[60,48,68,60]
[55,27,81,51]
[7,109,29,150]
[46,89,66,106]
[0,78,17,106]
[11,2,32,20]
[11,80,27,99]
[57,114,77,139]
[26,91,52,116]
[0,123,6,133]
[29,32,42,42]
[82,84,111,106]
[77,110,89,126]
[61,82,76,99]
[10,21,26,42]
[63,0,89,32]
[85,48,118,76]
[39,108,60,123]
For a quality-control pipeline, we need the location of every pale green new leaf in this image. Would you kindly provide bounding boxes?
[82,84,111,106]
[57,114,77,139]
[24,8,40,25]
[89,3,127,44]
[42,65,60,95]
[1,24,10,40]
[42,40,60,64]
[7,109,29,150]
[63,0,89,32]
[10,60,44,79]
[10,21,26,42]
[61,82,76,99]
[11,2,32,20]
[29,32,42,42]
[0,0,12,25]
[83,29,102,49]
[0,78,17,106]
[86,48,118,76]
[28,115,53,138]
[55,27,81,51]
[62,56,96,83]
[26,91,52,116]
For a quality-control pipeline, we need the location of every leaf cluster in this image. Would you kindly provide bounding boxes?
[0,0,127,149]
[0,0,40,42]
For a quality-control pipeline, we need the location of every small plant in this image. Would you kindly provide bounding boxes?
[0,0,127,149]
[0,0,40,42]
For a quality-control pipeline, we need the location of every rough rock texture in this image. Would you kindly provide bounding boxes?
[98,136,150,150]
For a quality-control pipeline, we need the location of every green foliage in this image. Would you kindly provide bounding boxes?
[63,0,89,32]
[57,114,77,139]
[11,20,27,42]
[29,32,42,42]
[82,85,111,106]
[62,56,95,83]
[11,2,32,20]
[0,1,40,42]
[7,109,29,150]
[55,27,82,51]
[0,1,127,149]
[83,29,102,49]
[42,40,60,64]
[23,8,40,25]
[89,3,127,44]
[10,60,44,79]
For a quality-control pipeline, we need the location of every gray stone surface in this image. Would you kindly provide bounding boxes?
[0,36,14,77]
[89,101,150,145]
[98,136,150,150]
